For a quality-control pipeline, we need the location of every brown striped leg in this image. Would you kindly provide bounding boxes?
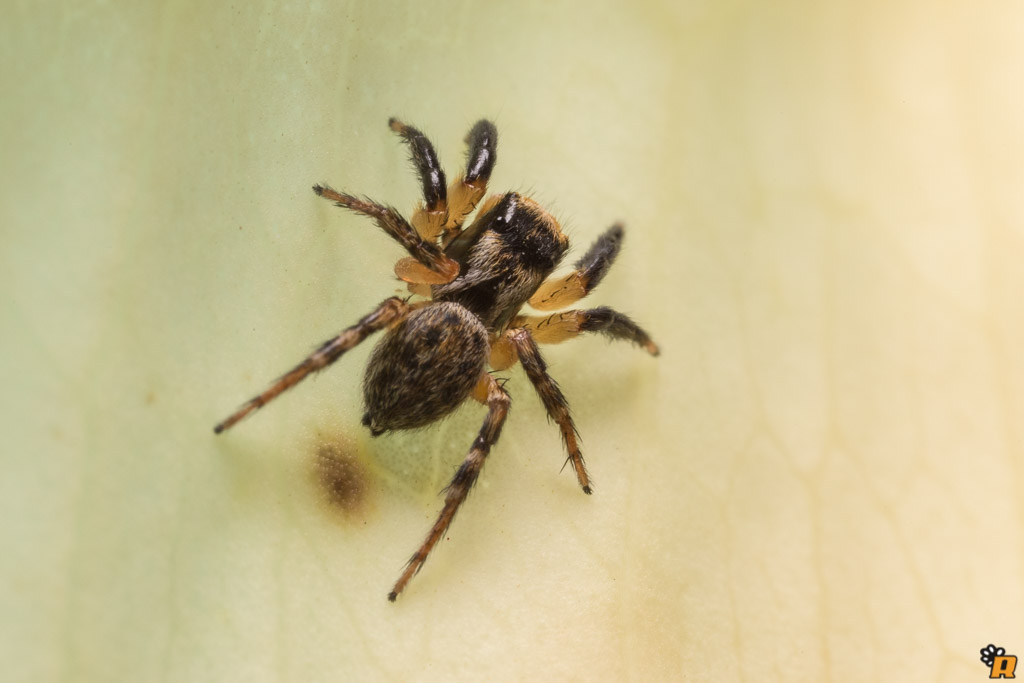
[388,117,449,242]
[312,185,459,283]
[508,328,592,494]
[442,119,498,244]
[515,307,660,356]
[529,224,624,310]
[389,373,510,601]
[213,297,410,434]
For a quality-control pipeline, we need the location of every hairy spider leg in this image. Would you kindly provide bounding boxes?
[508,328,592,494]
[388,117,449,242]
[389,372,510,601]
[442,119,498,245]
[312,185,459,285]
[438,193,504,269]
[394,119,499,285]
[213,297,411,434]
[529,223,624,310]
[514,307,660,356]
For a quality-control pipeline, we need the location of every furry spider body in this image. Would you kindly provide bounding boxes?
[214,117,659,601]
[363,302,489,434]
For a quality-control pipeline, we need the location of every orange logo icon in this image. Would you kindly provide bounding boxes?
[982,644,1017,679]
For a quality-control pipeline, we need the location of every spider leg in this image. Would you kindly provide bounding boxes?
[389,373,510,601]
[213,297,410,434]
[529,224,624,310]
[312,185,459,284]
[441,193,503,265]
[442,119,498,245]
[388,118,449,243]
[508,328,592,494]
[515,307,660,356]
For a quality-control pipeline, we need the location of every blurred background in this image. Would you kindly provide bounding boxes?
[3,1,1023,680]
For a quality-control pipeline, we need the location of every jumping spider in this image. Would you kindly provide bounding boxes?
[214,117,659,601]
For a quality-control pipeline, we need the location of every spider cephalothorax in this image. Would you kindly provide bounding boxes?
[214,117,659,601]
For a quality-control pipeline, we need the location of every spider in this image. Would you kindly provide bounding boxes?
[214,117,659,601]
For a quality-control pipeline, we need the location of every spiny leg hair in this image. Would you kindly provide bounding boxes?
[312,184,459,282]
[529,223,624,310]
[213,297,410,434]
[388,117,447,212]
[516,307,660,356]
[388,117,449,242]
[508,328,592,494]
[389,373,511,601]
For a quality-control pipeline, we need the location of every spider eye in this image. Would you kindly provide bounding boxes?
[481,193,519,233]
[500,195,518,223]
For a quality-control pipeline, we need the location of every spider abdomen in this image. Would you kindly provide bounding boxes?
[362,302,489,435]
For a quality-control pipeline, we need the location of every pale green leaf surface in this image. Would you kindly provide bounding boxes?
[3,1,1023,681]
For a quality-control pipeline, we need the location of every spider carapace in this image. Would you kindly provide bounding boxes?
[214,117,659,601]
